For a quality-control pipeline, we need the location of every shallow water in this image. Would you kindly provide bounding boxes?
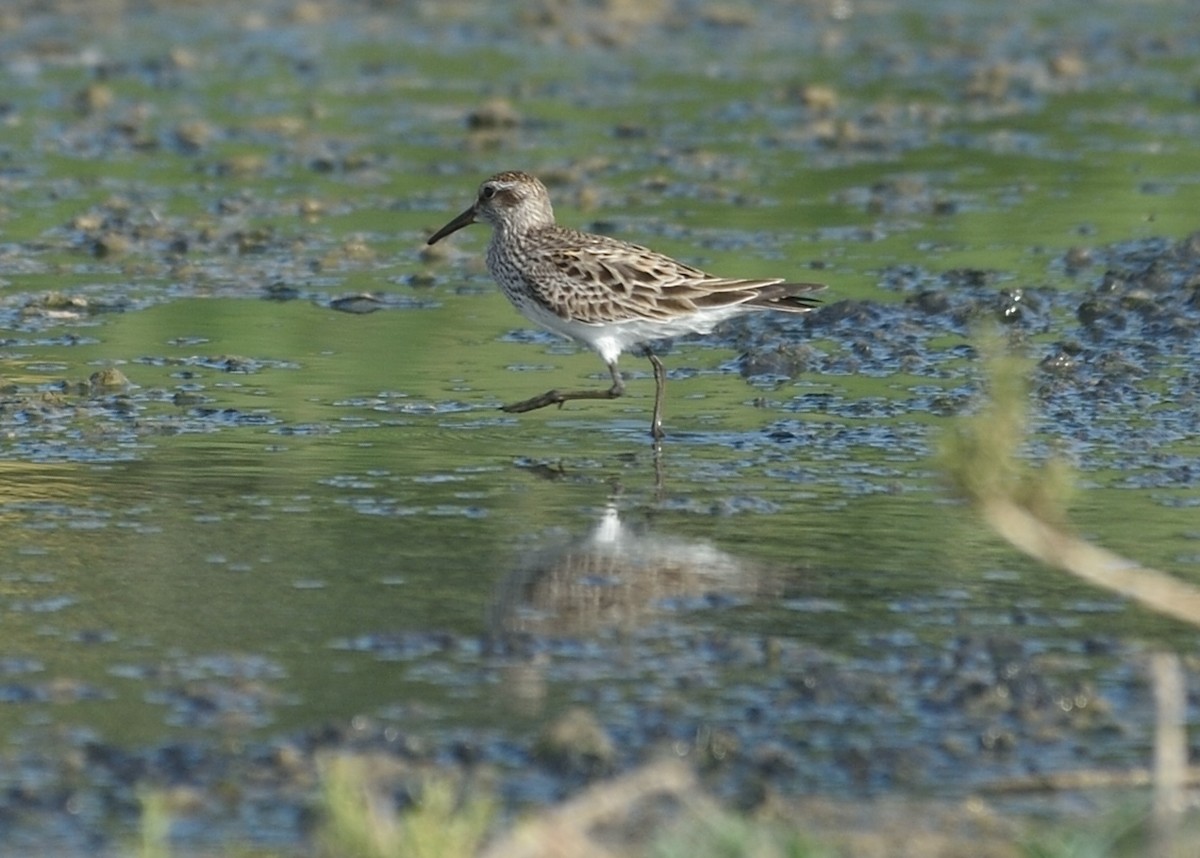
[2,0,1200,848]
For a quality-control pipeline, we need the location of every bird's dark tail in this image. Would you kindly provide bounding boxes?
[751,282,825,312]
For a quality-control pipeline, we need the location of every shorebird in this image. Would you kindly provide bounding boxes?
[426,170,824,440]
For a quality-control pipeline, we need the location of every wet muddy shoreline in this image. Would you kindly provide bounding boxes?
[2,0,1199,853]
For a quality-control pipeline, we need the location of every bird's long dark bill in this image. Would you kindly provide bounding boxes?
[426,206,477,245]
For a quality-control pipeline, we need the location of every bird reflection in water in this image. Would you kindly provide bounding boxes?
[487,502,777,713]
[490,503,776,636]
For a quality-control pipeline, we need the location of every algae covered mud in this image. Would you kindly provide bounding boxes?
[1,0,1199,852]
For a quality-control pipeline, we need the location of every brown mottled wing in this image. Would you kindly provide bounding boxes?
[523,228,824,323]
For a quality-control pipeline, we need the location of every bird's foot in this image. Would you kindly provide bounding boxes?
[501,386,622,414]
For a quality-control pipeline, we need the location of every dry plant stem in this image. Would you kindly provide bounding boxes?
[980,766,1200,794]
[478,760,697,858]
[980,498,1200,629]
[1152,652,1186,857]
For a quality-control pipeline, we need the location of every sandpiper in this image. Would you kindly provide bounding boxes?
[426,170,825,440]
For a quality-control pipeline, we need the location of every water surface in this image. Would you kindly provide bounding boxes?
[1,0,1199,848]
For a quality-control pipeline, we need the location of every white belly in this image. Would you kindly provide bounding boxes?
[514,298,743,365]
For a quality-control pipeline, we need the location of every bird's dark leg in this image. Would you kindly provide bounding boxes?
[646,349,666,441]
[500,361,625,414]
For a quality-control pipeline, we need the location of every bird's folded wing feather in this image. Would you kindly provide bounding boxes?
[525,238,799,323]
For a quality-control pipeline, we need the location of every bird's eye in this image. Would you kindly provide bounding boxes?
[481,185,496,200]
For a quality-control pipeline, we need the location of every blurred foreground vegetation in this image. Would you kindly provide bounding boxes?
[128,755,1194,858]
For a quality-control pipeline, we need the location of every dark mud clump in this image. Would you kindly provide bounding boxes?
[737,231,1200,484]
